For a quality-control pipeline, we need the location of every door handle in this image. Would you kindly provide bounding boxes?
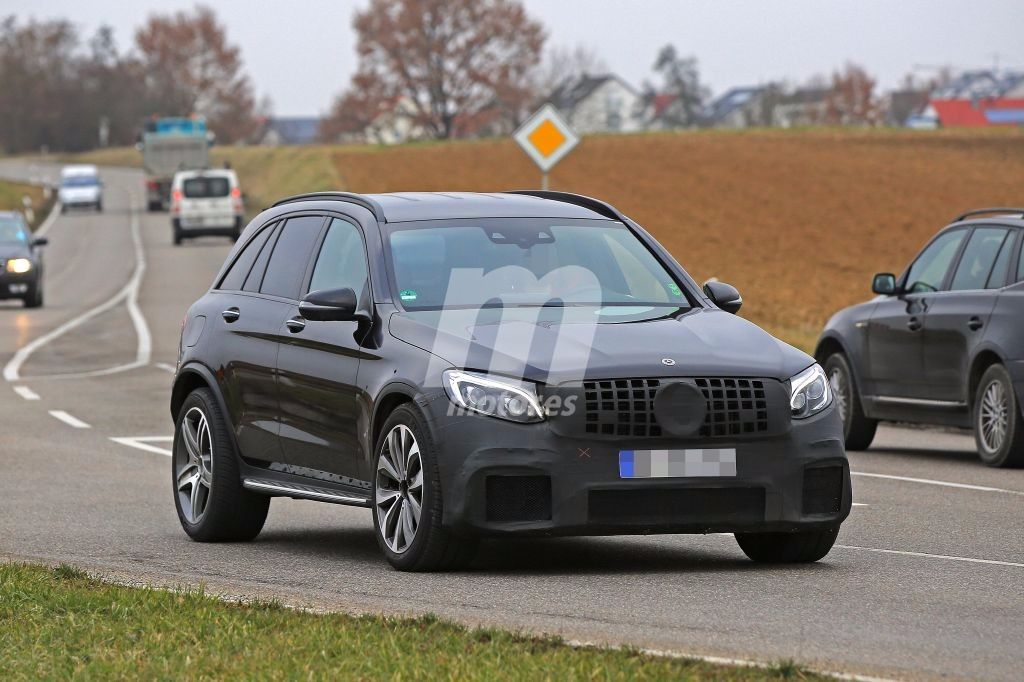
[907,316,922,331]
[221,307,240,323]
[285,317,306,333]
[967,316,983,331]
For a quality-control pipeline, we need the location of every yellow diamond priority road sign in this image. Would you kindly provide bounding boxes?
[513,104,579,174]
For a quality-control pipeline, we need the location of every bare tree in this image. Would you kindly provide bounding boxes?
[135,5,262,142]
[339,0,546,140]
[534,43,608,96]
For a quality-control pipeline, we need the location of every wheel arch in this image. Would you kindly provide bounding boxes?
[369,382,420,454]
[815,333,870,413]
[171,363,232,428]
[968,348,1006,408]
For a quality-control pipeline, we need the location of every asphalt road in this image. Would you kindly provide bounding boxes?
[1,161,1021,681]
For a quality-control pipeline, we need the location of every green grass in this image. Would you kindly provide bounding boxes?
[0,562,826,680]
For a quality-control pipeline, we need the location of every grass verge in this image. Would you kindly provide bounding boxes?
[0,562,826,680]
[0,178,53,231]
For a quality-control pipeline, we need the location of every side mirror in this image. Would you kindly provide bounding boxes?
[32,237,48,247]
[703,280,743,314]
[299,287,367,322]
[872,273,897,295]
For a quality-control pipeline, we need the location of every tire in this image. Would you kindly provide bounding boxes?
[973,364,1024,468]
[23,283,43,309]
[172,388,269,541]
[148,200,163,212]
[95,201,102,212]
[60,204,67,214]
[825,353,876,451]
[735,526,839,563]
[173,220,184,246]
[372,404,477,571]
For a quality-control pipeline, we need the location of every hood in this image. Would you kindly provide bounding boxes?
[389,306,813,385]
[59,186,100,201]
[0,243,31,260]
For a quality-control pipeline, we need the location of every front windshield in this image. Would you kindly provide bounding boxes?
[62,175,99,187]
[385,218,690,311]
[0,217,30,244]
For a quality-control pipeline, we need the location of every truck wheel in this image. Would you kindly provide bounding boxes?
[973,364,1024,468]
[735,526,839,563]
[825,353,876,451]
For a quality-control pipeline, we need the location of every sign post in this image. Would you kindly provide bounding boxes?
[513,104,579,190]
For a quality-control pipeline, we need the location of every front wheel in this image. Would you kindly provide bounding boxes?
[735,526,839,563]
[973,364,1024,468]
[23,283,43,308]
[372,404,476,571]
[825,353,876,450]
[173,388,269,541]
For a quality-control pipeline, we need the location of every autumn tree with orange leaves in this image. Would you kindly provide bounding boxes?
[135,5,263,142]
[323,0,546,141]
[824,63,879,126]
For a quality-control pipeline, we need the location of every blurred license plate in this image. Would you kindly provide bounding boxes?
[619,448,736,478]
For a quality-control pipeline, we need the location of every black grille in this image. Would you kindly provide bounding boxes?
[588,488,765,525]
[485,475,552,523]
[581,377,770,438]
[802,466,844,515]
[583,379,662,437]
[694,378,769,437]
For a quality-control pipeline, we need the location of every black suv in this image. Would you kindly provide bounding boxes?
[818,208,1024,468]
[171,191,851,571]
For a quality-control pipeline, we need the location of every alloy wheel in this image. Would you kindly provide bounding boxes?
[829,366,849,427]
[375,424,423,554]
[979,380,1009,453]
[175,406,214,524]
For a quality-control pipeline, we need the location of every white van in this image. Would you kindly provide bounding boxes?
[58,165,103,212]
[170,169,244,245]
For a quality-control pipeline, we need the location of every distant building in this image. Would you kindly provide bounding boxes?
[883,89,932,127]
[703,86,774,128]
[929,70,1024,127]
[772,88,829,128]
[547,73,642,134]
[364,97,428,145]
[258,117,321,145]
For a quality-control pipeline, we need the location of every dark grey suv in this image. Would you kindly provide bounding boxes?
[171,191,851,571]
[817,208,1024,468]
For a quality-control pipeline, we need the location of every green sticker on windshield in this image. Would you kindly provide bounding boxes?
[668,282,682,297]
[399,289,418,302]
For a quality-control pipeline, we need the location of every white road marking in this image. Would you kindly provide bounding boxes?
[3,192,151,381]
[835,544,1024,568]
[48,410,90,429]
[852,471,1024,496]
[154,363,177,374]
[110,436,173,457]
[13,385,40,401]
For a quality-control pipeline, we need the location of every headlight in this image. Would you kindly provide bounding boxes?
[443,370,544,423]
[789,364,831,419]
[6,258,32,274]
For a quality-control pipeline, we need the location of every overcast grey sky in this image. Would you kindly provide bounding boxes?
[8,1,1024,116]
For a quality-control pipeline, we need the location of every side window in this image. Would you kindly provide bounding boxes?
[905,229,966,293]
[260,216,325,299]
[243,223,281,292]
[308,218,369,295]
[986,231,1015,289]
[1018,234,1024,283]
[951,227,1009,291]
[218,224,274,290]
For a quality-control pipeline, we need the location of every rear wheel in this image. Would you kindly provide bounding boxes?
[173,388,269,541]
[825,353,876,450]
[172,220,184,246]
[735,526,839,563]
[973,364,1024,468]
[95,201,102,212]
[373,404,476,571]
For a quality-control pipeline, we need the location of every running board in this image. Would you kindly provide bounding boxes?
[242,478,371,507]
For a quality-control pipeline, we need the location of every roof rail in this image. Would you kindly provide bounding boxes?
[954,207,1024,222]
[272,192,386,222]
[505,190,625,222]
